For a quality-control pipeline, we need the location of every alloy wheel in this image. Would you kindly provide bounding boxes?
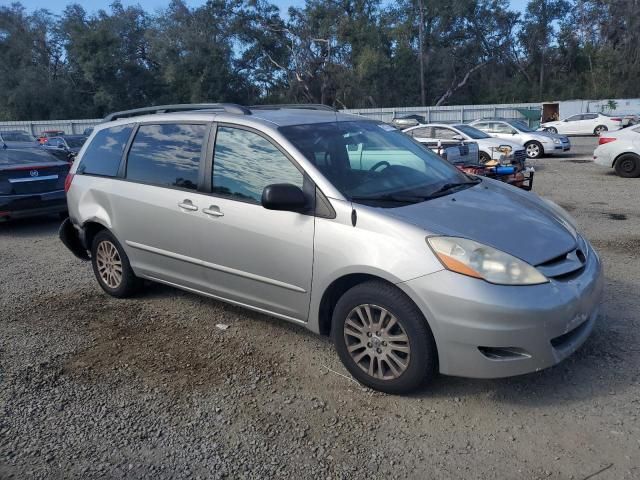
[343,304,411,380]
[526,143,540,158]
[96,240,123,289]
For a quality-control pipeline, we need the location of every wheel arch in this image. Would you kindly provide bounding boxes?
[81,220,110,251]
[613,150,640,167]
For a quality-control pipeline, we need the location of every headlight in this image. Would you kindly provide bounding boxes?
[553,138,561,144]
[427,236,548,285]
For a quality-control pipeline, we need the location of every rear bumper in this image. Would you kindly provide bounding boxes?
[0,190,67,221]
[59,217,90,260]
[398,242,604,379]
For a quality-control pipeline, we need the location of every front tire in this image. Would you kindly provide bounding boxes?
[525,141,543,159]
[91,230,142,298]
[479,152,492,164]
[614,153,640,178]
[594,125,607,136]
[331,280,437,394]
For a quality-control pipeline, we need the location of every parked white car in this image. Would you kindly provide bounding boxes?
[540,113,623,136]
[403,123,525,164]
[469,119,570,159]
[593,126,640,177]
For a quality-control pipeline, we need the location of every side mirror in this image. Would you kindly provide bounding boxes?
[452,135,464,141]
[261,183,307,212]
[58,144,65,149]
[511,130,517,135]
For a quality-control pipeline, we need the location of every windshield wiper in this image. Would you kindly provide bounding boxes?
[426,180,480,198]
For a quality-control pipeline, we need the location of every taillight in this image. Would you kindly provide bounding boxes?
[64,173,75,193]
[598,137,616,145]
[610,117,622,122]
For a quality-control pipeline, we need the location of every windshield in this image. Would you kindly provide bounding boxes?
[2,132,35,142]
[65,137,86,148]
[453,124,491,139]
[508,120,535,132]
[279,121,476,206]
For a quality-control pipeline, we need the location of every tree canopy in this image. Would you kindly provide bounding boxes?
[0,0,638,120]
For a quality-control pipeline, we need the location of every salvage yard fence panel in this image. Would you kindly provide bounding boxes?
[0,119,102,136]
[1,98,638,134]
[340,102,542,125]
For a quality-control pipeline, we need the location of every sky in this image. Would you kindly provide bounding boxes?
[15,0,530,16]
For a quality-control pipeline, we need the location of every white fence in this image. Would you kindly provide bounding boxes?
[340,102,541,124]
[1,98,638,133]
[0,118,102,136]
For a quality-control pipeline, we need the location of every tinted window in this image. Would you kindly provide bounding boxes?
[212,127,304,203]
[77,125,133,176]
[407,127,430,138]
[565,115,582,122]
[583,114,597,120]
[126,124,206,191]
[492,122,515,134]
[432,127,457,140]
[472,122,490,131]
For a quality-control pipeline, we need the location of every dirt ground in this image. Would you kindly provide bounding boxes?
[1,136,639,479]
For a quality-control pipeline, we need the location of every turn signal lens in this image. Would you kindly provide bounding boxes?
[427,236,548,285]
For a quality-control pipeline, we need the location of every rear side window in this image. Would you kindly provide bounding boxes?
[77,125,133,177]
[408,127,431,138]
[126,124,207,191]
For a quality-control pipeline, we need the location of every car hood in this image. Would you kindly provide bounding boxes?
[387,179,578,266]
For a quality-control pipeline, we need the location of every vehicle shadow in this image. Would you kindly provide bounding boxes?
[140,275,637,407]
[0,215,62,238]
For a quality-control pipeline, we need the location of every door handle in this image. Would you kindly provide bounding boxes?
[178,200,198,211]
[203,205,224,217]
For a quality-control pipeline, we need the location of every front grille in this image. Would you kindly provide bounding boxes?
[536,237,589,280]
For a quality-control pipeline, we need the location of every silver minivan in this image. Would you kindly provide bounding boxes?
[60,104,603,394]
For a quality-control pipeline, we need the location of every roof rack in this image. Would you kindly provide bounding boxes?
[250,104,338,112]
[103,103,252,122]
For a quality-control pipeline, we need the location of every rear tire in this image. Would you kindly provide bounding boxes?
[614,153,640,178]
[594,125,607,136]
[546,127,558,134]
[331,280,437,394]
[91,230,142,298]
[525,141,543,159]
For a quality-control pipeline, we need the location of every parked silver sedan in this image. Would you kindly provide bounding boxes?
[470,119,570,159]
[60,104,603,394]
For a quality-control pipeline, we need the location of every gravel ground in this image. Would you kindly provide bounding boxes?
[1,136,639,479]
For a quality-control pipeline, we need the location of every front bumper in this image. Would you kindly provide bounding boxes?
[547,140,571,153]
[398,243,604,378]
[0,190,67,221]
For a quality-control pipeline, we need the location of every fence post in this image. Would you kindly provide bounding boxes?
[460,106,465,123]
[29,122,35,136]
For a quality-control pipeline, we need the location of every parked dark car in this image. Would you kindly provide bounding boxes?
[37,130,66,145]
[43,135,87,162]
[0,130,38,149]
[0,148,69,221]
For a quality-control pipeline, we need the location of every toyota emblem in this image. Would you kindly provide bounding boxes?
[29,170,39,177]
